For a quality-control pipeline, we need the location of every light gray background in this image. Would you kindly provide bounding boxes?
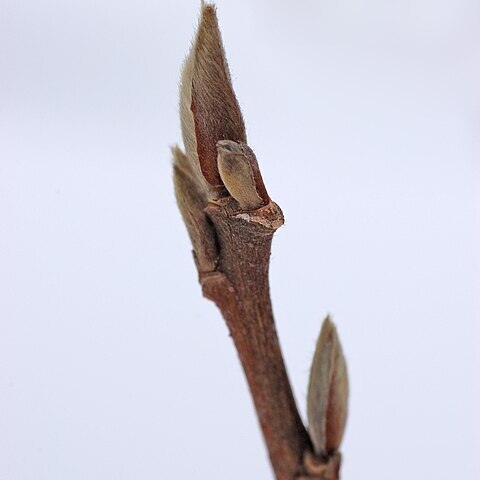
[1,1,479,479]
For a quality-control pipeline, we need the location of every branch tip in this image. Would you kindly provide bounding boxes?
[180,1,246,191]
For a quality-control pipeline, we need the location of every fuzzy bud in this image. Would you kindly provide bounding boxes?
[307,316,349,456]
[217,140,269,211]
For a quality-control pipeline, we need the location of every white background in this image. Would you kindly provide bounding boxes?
[1,1,479,479]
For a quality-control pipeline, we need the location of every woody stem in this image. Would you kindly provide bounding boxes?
[200,200,311,480]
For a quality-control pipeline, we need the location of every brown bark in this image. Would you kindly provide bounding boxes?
[195,198,340,480]
[201,199,307,480]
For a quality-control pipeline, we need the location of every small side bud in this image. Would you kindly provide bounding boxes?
[172,145,218,273]
[217,140,269,211]
[307,316,349,456]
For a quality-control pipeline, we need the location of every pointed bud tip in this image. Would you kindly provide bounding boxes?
[200,1,216,14]
[321,315,335,335]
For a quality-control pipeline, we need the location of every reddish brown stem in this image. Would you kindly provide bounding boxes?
[199,199,312,479]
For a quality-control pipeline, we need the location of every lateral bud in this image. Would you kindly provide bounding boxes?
[172,145,218,273]
[217,140,269,211]
[307,316,349,457]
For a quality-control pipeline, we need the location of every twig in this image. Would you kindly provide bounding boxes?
[172,4,348,479]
